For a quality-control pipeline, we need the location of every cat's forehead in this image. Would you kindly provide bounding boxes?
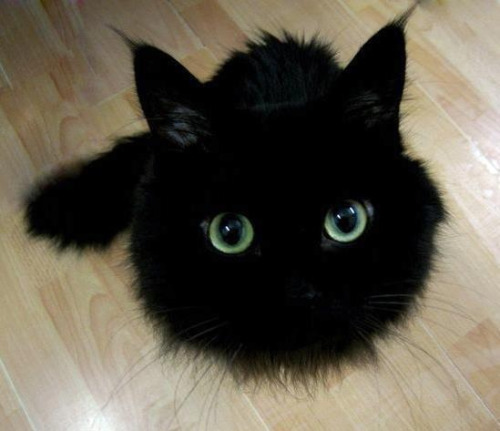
[204,146,376,207]
[202,106,404,206]
[214,104,373,157]
[213,122,375,178]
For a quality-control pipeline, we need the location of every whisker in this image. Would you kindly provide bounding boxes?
[361,314,461,402]
[416,316,463,339]
[364,305,407,315]
[184,321,229,343]
[90,344,159,429]
[166,359,216,430]
[171,334,220,429]
[374,277,500,308]
[204,344,242,431]
[354,323,421,428]
[145,303,208,312]
[368,293,477,315]
[175,316,221,338]
[104,313,149,355]
[366,305,468,339]
[367,301,478,324]
[104,306,207,355]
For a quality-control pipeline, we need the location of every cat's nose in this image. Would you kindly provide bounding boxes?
[285,275,324,308]
[301,287,323,304]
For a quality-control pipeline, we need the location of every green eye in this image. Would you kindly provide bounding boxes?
[324,200,369,243]
[209,213,254,254]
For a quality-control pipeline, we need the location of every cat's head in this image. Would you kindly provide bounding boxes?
[130,23,445,382]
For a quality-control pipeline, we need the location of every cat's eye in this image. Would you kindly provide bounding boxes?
[209,213,254,254]
[324,200,369,243]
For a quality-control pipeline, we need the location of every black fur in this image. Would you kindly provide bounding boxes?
[25,21,445,384]
[25,135,152,249]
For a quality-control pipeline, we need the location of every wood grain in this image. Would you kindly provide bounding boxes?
[0,0,499,430]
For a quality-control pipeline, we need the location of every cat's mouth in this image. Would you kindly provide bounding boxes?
[168,300,362,352]
[156,289,420,385]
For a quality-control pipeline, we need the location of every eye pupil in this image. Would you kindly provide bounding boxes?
[333,205,358,233]
[219,215,244,245]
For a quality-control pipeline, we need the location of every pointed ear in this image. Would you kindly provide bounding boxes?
[338,24,406,127]
[134,44,210,148]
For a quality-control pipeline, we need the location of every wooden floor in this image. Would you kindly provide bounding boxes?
[1,0,499,430]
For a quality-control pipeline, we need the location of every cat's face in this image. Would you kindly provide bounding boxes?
[131,24,445,379]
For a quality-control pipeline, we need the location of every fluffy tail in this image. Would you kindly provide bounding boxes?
[25,134,153,249]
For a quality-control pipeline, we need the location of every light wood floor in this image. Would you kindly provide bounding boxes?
[1,1,499,430]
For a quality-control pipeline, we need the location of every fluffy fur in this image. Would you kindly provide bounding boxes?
[25,20,445,384]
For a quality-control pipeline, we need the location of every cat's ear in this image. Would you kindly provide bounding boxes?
[133,44,210,148]
[338,24,406,127]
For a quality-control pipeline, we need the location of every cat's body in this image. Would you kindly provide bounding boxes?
[26,19,445,383]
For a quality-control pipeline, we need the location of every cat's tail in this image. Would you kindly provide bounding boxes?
[25,133,153,249]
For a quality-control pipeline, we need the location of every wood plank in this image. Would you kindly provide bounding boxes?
[0,1,498,429]
[0,358,34,431]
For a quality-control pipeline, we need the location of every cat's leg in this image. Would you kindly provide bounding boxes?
[25,134,153,249]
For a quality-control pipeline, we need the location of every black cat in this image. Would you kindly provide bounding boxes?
[25,17,445,383]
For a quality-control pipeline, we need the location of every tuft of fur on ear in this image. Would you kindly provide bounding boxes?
[337,23,407,127]
[25,134,153,249]
[133,44,211,148]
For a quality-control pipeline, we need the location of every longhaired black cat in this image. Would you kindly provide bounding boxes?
[25,12,445,384]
